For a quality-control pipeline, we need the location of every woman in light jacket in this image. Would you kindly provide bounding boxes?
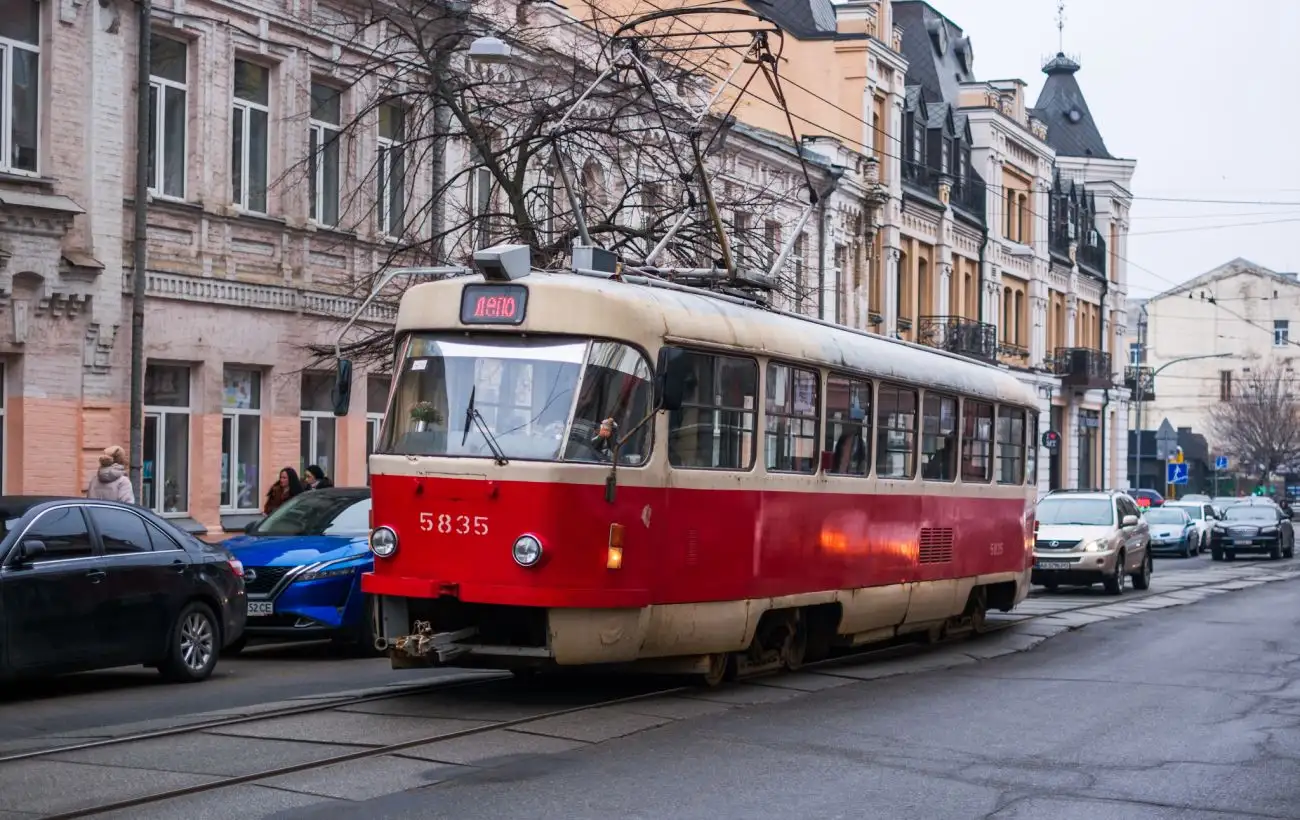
[87,445,135,504]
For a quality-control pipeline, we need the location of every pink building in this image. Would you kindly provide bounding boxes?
[0,0,399,535]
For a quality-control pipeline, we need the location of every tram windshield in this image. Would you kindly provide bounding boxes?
[378,334,654,465]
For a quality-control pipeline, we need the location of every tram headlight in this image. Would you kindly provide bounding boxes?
[369,526,398,558]
[512,534,543,567]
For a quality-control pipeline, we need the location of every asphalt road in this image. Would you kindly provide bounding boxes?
[0,639,445,746]
[285,574,1300,820]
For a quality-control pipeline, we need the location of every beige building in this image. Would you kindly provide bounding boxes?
[1131,258,1300,439]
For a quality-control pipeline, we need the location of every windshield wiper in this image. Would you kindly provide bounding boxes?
[461,387,509,465]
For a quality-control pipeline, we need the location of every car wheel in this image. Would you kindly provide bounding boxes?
[1103,553,1126,595]
[160,601,220,683]
[1132,551,1152,590]
[334,595,382,657]
[1183,537,1196,558]
[1269,540,1283,560]
[1226,550,1236,561]
[222,634,247,656]
[1211,548,1223,561]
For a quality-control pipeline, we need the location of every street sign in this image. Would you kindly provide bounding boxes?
[1041,430,1060,451]
[1215,455,1229,471]
[1166,462,1189,485]
[1154,419,1178,460]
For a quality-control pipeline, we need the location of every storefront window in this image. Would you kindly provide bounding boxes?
[299,371,336,479]
[143,364,191,514]
[221,367,261,510]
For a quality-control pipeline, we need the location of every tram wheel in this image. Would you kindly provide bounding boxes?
[783,614,808,672]
[698,653,730,687]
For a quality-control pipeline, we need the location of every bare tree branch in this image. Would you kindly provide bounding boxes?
[1208,362,1300,481]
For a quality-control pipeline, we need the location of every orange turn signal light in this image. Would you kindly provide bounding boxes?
[608,524,625,569]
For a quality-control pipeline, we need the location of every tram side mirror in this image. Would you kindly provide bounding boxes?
[655,348,690,412]
[332,359,354,417]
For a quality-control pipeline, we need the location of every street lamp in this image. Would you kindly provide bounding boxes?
[469,36,513,64]
[1133,352,1232,490]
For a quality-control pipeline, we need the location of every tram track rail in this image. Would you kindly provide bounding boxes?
[16,558,1295,819]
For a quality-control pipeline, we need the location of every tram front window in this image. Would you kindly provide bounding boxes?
[380,335,652,465]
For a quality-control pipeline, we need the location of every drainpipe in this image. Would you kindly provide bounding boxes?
[127,0,152,502]
[815,166,843,322]
[1099,272,1110,490]
[976,221,989,323]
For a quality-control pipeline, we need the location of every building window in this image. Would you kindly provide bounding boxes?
[824,375,871,476]
[1219,370,1233,402]
[911,122,923,164]
[0,0,39,174]
[920,392,958,481]
[940,139,950,175]
[1077,409,1099,489]
[143,364,191,514]
[1274,319,1289,347]
[376,102,405,237]
[961,400,993,482]
[148,34,188,199]
[875,384,917,480]
[1005,189,1016,241]
[308,82,341,226]
[996,407,1026,485]
[666,349,757,470]
[764,363,819,474]
[300,372,337,480]
[792,234,807,313]
[231,59,270,213]
[763,220,780,271]
[1025,411,1038,485]
[366,374,392,465]
[221,367,261,511]
[1128,342,1142,367]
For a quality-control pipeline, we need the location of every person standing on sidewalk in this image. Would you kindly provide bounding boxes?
[87,445,135,504]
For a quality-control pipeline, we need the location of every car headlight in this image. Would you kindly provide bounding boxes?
[369,527,398,558]
[1082,539,1109,553]
[298,559,366,582]
[1261,527,1278,535]
[512,534,543,567]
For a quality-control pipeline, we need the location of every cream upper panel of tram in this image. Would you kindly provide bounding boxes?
[396,273,1038,409]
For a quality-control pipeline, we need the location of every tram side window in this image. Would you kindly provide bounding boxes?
[1026,411,1039,485]
[765,363,820,473]
[875,384,917,480]
[997,407,1026,485]
[564,342,654,466]
[667,349,757,470]
[824,375,871,476]
[920,392,958,481]
[961,400,994,482]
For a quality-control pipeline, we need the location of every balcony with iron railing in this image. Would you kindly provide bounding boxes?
[1053,347,1113,389]
[918,316,998,364]
[1079,234,1106,278]
[1125,365,1154,399]
[950,176,986,221]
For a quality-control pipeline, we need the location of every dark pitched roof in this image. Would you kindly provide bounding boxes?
[742,0,838,39]
[1031,53,1113,159]
[893,1,976,105]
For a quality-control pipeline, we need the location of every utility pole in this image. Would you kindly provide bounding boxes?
[128,0,152,502]
[432,0,472,263]
[1134,343,1231,490]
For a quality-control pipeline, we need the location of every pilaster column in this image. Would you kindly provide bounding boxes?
[883,246,901,336]
[937,262,953,316]
[1065,292,1078,348]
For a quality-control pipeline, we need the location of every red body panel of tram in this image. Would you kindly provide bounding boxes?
[360,473,1034,607]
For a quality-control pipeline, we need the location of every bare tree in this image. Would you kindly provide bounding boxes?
[296,1,813,366]
[1208,362,1300,481]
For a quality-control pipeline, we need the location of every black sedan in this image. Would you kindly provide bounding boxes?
[1210,504,1295,561]
[0,497,246,682]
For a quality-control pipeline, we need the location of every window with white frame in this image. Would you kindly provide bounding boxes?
[1275,319,1290,348]
[148,34,187,199]
[220,367,262,511]
[308,82,341,226]
[0,0,39,174]
[300,372,337,481]
[365,374,391,479]
[231,59,270,213]
[143,364,191,514]
[376,102,405,237]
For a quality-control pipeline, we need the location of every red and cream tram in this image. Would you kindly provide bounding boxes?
[354,249,1039,683]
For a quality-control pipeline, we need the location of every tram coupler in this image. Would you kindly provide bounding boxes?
[390,622,479,663]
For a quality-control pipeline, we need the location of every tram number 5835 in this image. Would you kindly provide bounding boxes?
[989,542,1004,556]
[420,512,489,536]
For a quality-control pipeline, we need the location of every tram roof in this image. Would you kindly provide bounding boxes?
[395,271,1040,407]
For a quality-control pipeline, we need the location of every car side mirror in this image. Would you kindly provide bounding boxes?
[19,539,46,562]
[1122,514,1138,527]
[244,518,262,535]
[332,359,354,417]
[654,347,691,413]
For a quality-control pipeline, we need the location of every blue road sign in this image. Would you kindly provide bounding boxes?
[1215,456,1229,471]
[1167,462,1190,485]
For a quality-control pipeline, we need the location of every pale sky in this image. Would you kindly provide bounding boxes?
[869,0,1300,299]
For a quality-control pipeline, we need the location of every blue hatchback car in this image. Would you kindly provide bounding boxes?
[222,488,374,654]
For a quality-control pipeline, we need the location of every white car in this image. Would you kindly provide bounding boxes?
[1164,501,1217,552]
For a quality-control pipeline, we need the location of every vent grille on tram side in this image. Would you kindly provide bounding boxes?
[918,528,955,564]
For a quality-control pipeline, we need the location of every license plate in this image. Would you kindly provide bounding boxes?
[1234,539,1253,547]
[247,601,274,617]
[1036,561,1072,570]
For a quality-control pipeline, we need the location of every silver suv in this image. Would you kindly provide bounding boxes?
[1033,490,1153,594]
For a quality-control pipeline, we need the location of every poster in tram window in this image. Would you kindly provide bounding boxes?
[793,370,817,416]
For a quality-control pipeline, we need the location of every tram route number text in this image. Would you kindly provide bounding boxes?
[420,512,489,536]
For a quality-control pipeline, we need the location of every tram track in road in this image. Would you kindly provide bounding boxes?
[17,558,1298,819]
